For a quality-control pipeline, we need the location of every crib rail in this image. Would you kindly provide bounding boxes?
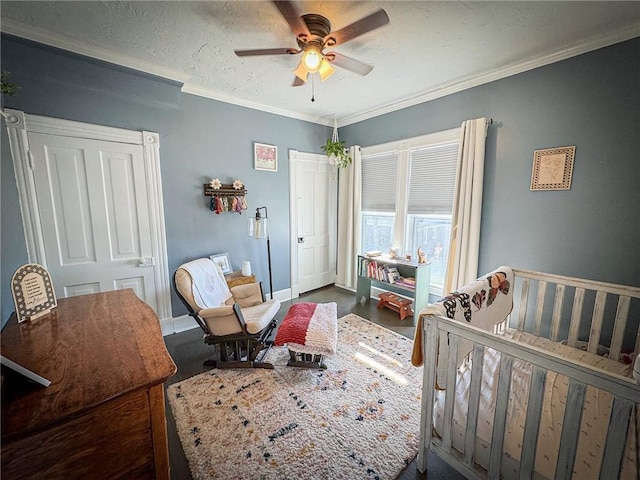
[510,269,640,361]
[418,315,639,480]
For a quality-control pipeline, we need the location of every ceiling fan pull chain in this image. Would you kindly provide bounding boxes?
[311,74,315,102]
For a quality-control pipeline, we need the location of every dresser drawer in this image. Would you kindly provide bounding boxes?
[2,388,154,479]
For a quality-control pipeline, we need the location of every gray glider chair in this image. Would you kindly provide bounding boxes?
[173,258,281,369]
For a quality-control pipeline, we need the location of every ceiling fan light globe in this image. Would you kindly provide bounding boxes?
[302,49,322,72]
[318,59,336,81]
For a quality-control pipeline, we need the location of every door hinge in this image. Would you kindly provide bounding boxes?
[27,151,35,170]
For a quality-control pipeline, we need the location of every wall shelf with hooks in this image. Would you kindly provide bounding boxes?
[203,182,248,214]
[203,184,248,197]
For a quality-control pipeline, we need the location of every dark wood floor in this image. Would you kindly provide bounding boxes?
[163,284,467,480]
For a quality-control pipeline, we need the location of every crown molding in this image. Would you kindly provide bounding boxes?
[337,25,640,127]
[1,18,332,125]
[180,84,333,126]
[2,17,637,129]
[1,18,190,84]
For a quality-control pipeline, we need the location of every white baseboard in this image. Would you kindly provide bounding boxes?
[161,314,197,336]
[273,287,292,303]
[160,317,175,336]
[335,284,355,293]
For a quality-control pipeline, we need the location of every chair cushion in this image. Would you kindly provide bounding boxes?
[200,299,281,336]
[230,283,264,307]
[242,299,281,335]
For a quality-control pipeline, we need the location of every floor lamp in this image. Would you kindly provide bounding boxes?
[249,206,273,299]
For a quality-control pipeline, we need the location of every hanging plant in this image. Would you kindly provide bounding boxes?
[1,71,18,96]
[322,118,352,169]
[321,138,352,169]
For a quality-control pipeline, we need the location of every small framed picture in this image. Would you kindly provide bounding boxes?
[531,145,575,191]
[254,142,278,172]
[11,263,57,323]
[210,252,233,274]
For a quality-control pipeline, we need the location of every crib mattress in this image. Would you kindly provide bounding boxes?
[433,329,638,480]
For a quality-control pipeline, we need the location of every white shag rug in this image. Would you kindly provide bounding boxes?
[167,314,423,480]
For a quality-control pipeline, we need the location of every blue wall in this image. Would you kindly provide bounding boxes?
[0,35,331,322]
[341,37,640,287]
[2,34,639,326]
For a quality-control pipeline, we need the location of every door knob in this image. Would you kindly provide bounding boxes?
[298,237,305,243]
[138,257,155,267]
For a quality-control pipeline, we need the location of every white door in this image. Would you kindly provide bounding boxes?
[27,132,159,311]
[290,151,337,295]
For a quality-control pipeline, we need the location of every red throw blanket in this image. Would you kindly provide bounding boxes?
[275,302,337,355]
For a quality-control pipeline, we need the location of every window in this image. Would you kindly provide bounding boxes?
[360,128,460,296]
[361,152,397,252]
[361,213,395,253]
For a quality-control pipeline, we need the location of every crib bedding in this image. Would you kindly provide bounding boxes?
[433,329,638,480]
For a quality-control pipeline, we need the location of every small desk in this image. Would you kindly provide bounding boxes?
[225,270,256,288]
[1,289,177,480]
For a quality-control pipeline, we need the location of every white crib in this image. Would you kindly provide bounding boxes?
[417,268,640,480]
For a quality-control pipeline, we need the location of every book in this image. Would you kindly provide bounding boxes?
[1,355,51,387]
[386,267,399,284]
[394,277,416,290]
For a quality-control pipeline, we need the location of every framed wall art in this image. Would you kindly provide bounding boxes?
[254,142,278,172]
[210,252,233,274]
[530,145,575,191]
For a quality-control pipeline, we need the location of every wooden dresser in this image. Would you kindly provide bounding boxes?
[1,289,177,479]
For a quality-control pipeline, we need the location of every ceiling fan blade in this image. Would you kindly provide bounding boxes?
[324,8,389,47]
[235,48,300,57]
[272,1,311,41]
[325,52,373,76]
[292,76,305,87]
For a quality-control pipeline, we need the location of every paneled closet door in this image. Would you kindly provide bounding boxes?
[27,132,159,312]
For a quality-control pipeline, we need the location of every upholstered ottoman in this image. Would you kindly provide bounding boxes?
[274,302,338,368]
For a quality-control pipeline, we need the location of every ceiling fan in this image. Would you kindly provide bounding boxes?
[234,1,390,86]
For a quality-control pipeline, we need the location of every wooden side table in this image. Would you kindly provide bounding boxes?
[225,270,256,288]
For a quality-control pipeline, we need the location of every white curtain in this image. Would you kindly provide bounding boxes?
[444,117,488,293]
[335,145,362,289]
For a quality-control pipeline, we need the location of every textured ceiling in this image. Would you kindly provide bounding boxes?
[1,1,639,125]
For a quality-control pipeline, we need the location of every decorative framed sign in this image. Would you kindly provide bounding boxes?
[210,252,233,275]
[11,263,57,322]
[254,142,278,172]
[531,145,575,191]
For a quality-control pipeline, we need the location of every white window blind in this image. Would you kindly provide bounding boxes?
[361,152,398,212]
[408,142,458,215]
